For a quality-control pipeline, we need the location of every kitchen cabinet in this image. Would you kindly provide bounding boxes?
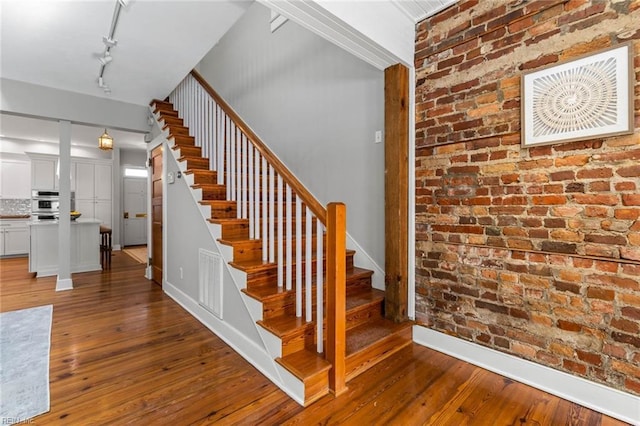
[0,219,29,256]
[0,159,31,199]
[28,219,101,277]
[74,161,112,228]
[31,157,58,190]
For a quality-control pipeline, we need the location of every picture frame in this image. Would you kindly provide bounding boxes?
[521,41,634,148]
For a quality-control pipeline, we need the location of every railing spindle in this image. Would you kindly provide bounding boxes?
[262,157,268,261]
[268,164,275,263]
[305,207,312,322]
[237,129,243,218]
[285,185,292,291]
[277,175,283,288]
[248,144,254,237]
[229,120,235,201]
[295,197,302,318]
[316,219,324,354]
[254,150,261,240]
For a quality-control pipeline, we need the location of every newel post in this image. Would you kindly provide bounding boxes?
[326,202,347,395]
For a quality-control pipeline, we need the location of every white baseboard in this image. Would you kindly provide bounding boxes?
[346,232,384,290]
[413,326,640,425]
[163,280,305,406]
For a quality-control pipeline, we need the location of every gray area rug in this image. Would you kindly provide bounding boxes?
[0,305,53,424]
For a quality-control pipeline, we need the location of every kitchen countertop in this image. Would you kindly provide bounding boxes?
[28,218,102,226]
[0,215,31,219]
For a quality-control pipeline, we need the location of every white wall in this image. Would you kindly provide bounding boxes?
[303,0,415,66]
[164,148,263,344]
[0,78,148,133]
[197,2,386,268]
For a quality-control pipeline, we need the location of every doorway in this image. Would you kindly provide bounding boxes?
[123,176,148,246]
[150,145,163,286]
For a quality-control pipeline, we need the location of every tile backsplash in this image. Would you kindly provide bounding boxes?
[0,199,31,216]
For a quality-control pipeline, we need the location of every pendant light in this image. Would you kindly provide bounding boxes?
[98,129,114,150]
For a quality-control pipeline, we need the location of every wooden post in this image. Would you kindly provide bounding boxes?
[384,64,409,322]
[326,202,347,395]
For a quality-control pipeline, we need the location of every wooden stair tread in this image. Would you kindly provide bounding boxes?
[346,318,412,356]
[346,287,384,310]
[178,155,209,162]
[230,249,357,273]
[199,200,236,206]
[192,183,225,189]
[242,267,374,302]
[209,218,249,226]
[258,314,313,337]
[185,169,216,176]
[217,232,323,246]
[276,349,331,380]
[229,259,276,273]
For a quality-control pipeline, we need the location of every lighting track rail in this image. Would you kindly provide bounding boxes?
[97,0,127,94]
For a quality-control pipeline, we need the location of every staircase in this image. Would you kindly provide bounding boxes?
[150,72,412,406]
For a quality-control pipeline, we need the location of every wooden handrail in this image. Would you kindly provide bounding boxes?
[326,202,347,395]
[190,70,327,224]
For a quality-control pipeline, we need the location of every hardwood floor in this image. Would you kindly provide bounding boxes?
[0,254,629,425]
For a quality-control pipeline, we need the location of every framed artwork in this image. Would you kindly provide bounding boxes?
[521,41,634,147]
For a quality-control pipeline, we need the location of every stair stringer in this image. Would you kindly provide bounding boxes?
[152,111,307,405]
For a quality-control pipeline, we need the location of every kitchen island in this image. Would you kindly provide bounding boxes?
[29,218,102,277]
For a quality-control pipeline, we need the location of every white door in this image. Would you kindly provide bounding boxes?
[123,177,147,246]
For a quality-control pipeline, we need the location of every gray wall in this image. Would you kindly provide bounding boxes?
[120,149,147,167]
[197,2,385,268]
[0,78,148,133]
[165,148,262,344]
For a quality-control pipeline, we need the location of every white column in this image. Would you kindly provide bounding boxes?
[56,120,73,291]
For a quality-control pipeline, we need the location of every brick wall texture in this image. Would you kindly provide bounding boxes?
[415,0,640,395]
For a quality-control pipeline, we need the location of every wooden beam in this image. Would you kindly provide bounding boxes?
[326,202,347,395]
[384,63,409,322]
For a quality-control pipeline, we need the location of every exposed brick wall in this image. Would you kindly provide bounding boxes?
[415,0,640,395]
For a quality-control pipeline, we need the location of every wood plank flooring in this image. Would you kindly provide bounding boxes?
[0,254,629,425]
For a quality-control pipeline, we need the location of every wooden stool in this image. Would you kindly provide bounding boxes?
[100,226,112,269]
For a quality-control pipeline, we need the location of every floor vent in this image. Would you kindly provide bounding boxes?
[198,248,223,319]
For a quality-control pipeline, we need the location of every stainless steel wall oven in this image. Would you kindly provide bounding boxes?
[31,190,75,220]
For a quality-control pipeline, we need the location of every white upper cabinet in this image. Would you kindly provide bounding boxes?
[0,159,31,198]
[31,157,58,190]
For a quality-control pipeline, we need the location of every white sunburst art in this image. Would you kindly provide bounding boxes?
[521,42,634,147]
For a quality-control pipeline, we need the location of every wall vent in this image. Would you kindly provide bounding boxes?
[198,248,223,319]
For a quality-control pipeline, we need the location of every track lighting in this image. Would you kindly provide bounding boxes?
[102,36,118,48]
[98,52,113,66]
[96,0,124,94]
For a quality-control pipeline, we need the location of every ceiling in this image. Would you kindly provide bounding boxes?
[394,0,456,23]
[0,0,454,151]
[0,0,252,150]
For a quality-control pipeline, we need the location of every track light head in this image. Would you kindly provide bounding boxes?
[102,36,118,48]
[98,53,113,66]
